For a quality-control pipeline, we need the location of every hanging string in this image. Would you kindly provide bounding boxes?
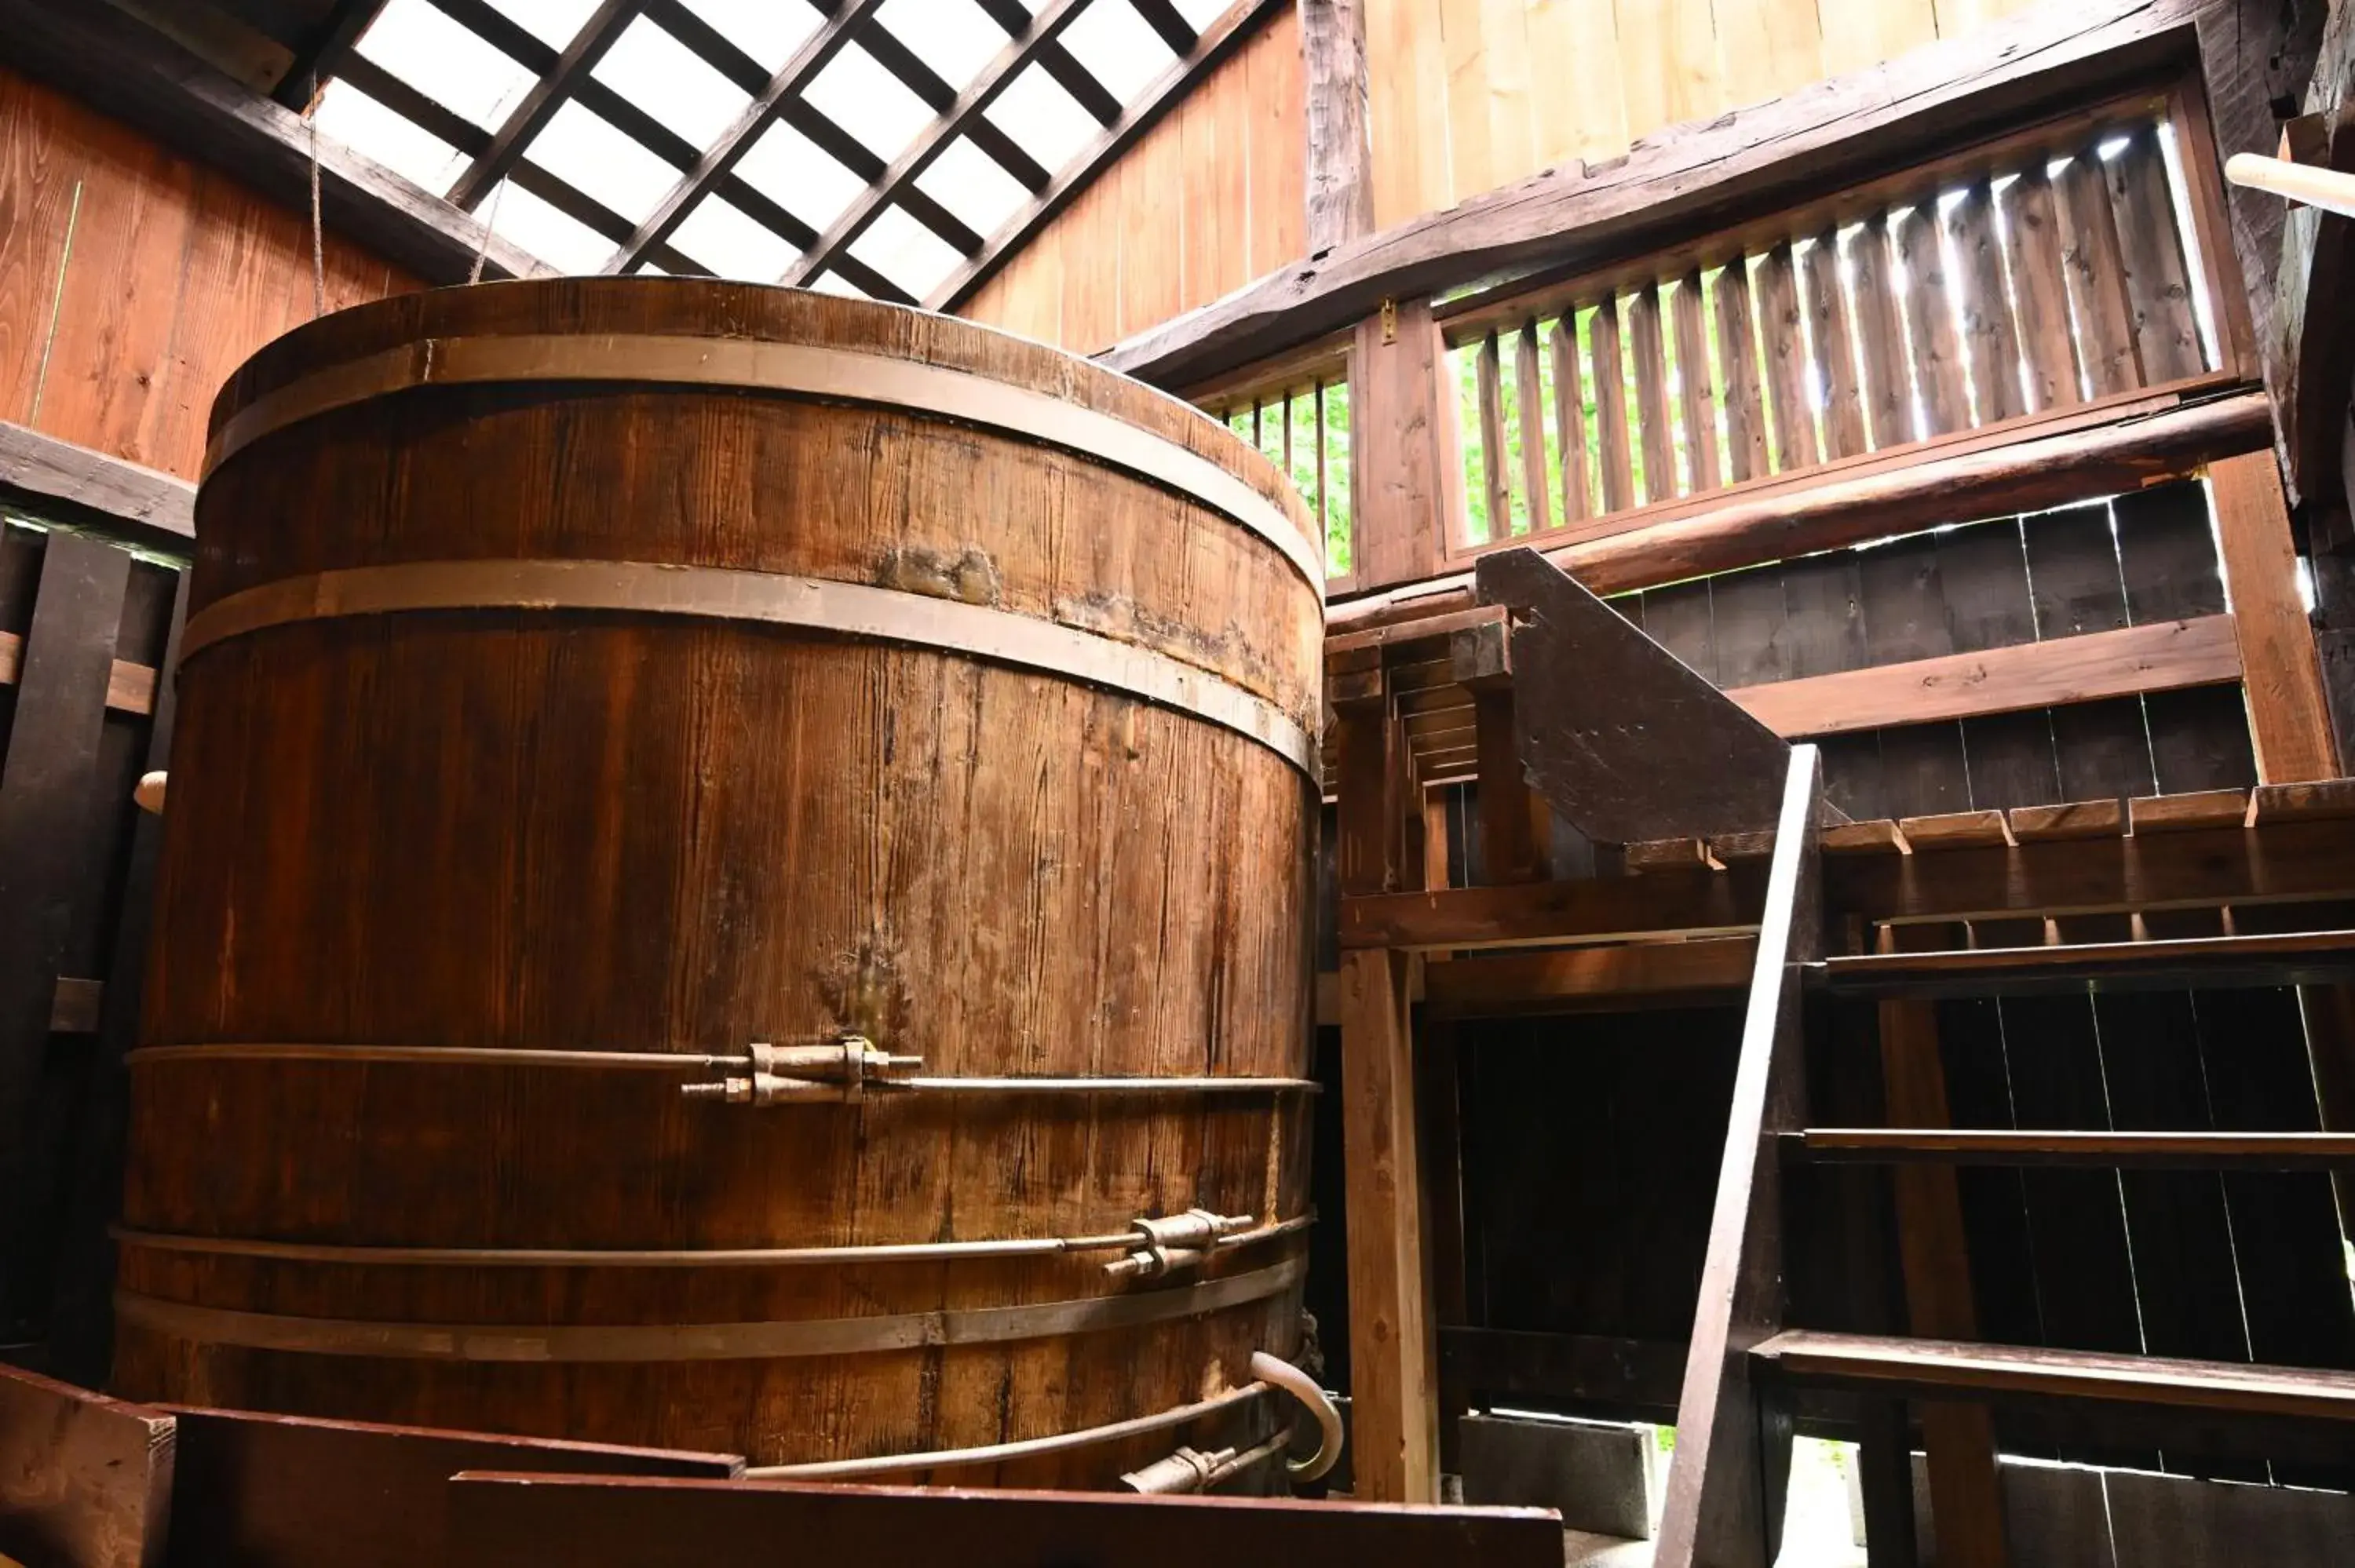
[468,177,508,286]
[307,72,326,318]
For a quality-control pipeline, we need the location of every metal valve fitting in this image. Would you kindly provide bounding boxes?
[681,1036,921,1106]
[1102,1209,1258,1278]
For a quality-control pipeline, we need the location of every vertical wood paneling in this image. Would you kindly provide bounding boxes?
[1896,202,1969,438]
[0,64,416,479]
[1548,315,1594,523]
[1589,297,1636,512]
[1475,330,1511,535]
[1804,231,1866,459]
[1244,14,1306,279]
[1669,270,1721,493]
[1116,120,1185,339]
[1754,242,1817,472]
[1849,214,1913,449]
[2056,150,2141,398]
[1714,262,1772,483]
[1946,181,2025,425]
[1627,283,1677,503]
[2106,129,2204,385]
[2002,166,2084,414]
[1513,320,1551,532]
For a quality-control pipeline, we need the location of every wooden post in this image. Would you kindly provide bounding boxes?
[2210,450,2339,781]
[1333,662,1400,895]
[1339,946,1437,1503]
[1451,616,1546,883]
[1297,0,1372,257]
[1655,746,1824,1568]
[1880,997,2009,1568]
[1350,297,1462,591]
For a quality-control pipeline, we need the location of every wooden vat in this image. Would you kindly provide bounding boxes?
[111,280,1323,1485]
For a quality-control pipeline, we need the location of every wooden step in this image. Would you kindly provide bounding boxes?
[1788,1128,2355,1170]
[1751,1330,2355,1425]
[1813,928,2355,997]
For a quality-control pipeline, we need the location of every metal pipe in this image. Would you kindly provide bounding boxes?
[1119,1424,1297,1494]
[108,1213,1314,1269]
[1250,1350,1343,1481]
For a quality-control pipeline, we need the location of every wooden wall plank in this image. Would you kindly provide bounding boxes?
[0,1362,173,1568]
[1947,181,2025,425]
[2106,127,2204,386]
[1476,330,1512,537]
[1849,215,1912,448]
[1549,315,1594,523]
[1803,231,1865,460]
[1897,202,1970,438]
[1513,320,1551,533]
[1244,13,1306,280]
[1590,297,1637,512]
[2001,166,2083,415]
[1670,269,1722,493]
[2055,148,2142,399]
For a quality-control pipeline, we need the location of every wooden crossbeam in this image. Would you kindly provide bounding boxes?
[780,0,1092,288]
[268,0,392,110]
[1794,1129,2355,1169]
[926,0,1290,311]
[446,0,645,210]
[604,0,888,276]
[1655,745,1824,1568]
[1817,928,2355,996]
[972,0,1123,125]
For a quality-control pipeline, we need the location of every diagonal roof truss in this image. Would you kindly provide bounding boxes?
[267,0,1285,308]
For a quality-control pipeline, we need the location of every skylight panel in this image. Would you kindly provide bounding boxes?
[527,100,681,223]
[312,79,472,195]
[485,179,614,272]
[1060,2,1175,104]
[356,0,537,129]
[1172,0,1227,28]
[674,0,822,72]
[990,65,1097,176]
[807,271,867,300]
[873,0,1002,92]
[484,0,605,49]
[591,15,754,151]
[671,195,802,281]
[848,205,966,301]
[803,44,933,166]
[914,137,1028,240]
[736,121,867,233]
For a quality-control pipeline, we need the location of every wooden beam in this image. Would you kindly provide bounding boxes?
[1437,1328,1689,1416]
[446,0,646,211]
[0,0,550,286]
[0,420,194,553]
[1798,1128,2355,1169]
[1726,614,2242,737]
[1342,866,1766,951]
[1338,946,1437,1504]
[0,1363,174,1568]
[972,0,1123,126]
[0,633,159,717]
[1130,0,1200,56]
[2209,450,2339,779]
[1328,390,2273,628]
[1299,0,1372,257]
[604,0,889,275]
[926,0,1291,312]
[780,0,1090,288]
[1655,745,1824,1568]
[1422,937,1758,1017]
[268,0,391,110]
[1100,0,2313,392]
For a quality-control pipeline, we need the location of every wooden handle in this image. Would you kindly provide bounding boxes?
[2225,151,2355,221]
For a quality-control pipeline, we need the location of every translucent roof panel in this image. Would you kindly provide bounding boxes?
[1061,3,1177,104]
[736,120,867,234]
[802,44,933,166]
[990,64,1098,175]
[671,195,802,280]
[313,79,471,195]
[356,0,535,130]
[529,100,681,224]
[590,15,754,151]
[915,136,1029,241]
[872,0,1003,91]
[484,0,605,50]
[486,179,615,272]
[847,205,967,300]
[674,0,821,71]
[1172,0,1229,28]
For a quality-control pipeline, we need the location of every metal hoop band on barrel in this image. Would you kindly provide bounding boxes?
[108,1214,1316,1269]
[200,334,1326,596]
[111,1254,1304,1362]
[176,560,1319,779]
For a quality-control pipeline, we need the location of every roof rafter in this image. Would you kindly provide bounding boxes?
[973,0,1123,125]
[269,0,394,111]
[1130,0,1200,56]
[780,0,1094,289]
[929,0,1288,312]
[603,0,892,280]
[446,0,648,210]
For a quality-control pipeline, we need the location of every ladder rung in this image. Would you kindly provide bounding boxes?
[1752,1330,2355,1424]
[1789,1128,2355,1170]
[1813,928,2355,997]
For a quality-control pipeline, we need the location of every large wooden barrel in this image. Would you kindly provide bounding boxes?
[114,279,1323,1485]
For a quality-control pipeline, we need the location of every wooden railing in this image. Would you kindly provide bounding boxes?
[1201,342,1357,593]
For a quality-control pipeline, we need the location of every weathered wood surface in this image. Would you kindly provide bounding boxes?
[1822,928,2355,996]
[2271,0,2355,504]
[1437,1328,1688,1416]
[0,0,545,287]
[1655,746,1824,1568]
[0,421,194,552]
[1341,867,1766,950]
[1474,547,1806,842]
[120,281,1322,1479]
[1102,0,2317,392]
[1796,1129,2355,1169]
[1299,0,1373,257]
[2210,451,2338,781]
[444,1471,1566,1568]
[1327,389,2272,632]
[163,1405,738,1568]
[1423,938,1757,1016]
[0,1363,173,1568]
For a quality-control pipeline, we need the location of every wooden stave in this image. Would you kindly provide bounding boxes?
[125,283,1319,1474]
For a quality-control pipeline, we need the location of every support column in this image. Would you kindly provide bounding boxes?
[1339,946,1437,1503]
[1350,296,1462,592]
[2211,450,2339,782]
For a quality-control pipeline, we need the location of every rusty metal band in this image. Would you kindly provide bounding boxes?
[176,560,1316,778]
[111,1253,1304,1362]
[127,1041,1318,1094]
[108,1214,1316,1269]
[744,1380,1275,1480]
[201,334,1324,596]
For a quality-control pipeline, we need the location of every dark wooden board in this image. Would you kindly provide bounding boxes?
[1474,547,1798,841]
[444,1471,1566,1568]
[162,1405,740,1568]
[0,421,194,558]
[0,1362,173,1568]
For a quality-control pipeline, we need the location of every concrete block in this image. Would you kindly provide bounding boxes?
[1459,1412,1656,1538]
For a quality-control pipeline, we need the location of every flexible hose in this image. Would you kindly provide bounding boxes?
[1250,1350,1343,1482]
